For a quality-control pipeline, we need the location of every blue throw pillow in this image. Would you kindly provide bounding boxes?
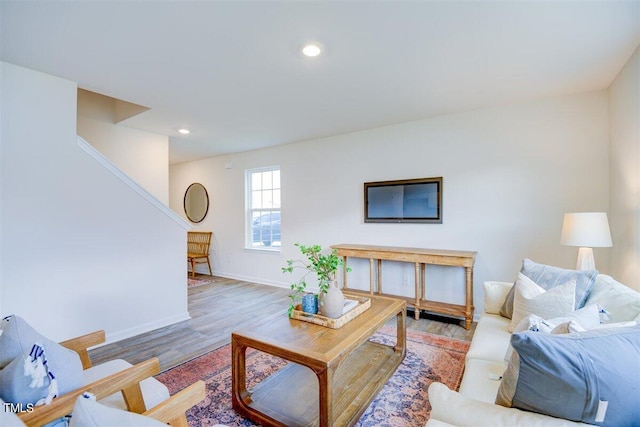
[0,315,83,406]
[0,344,58,406]
[499,258,598,318]
[496,324,640,426]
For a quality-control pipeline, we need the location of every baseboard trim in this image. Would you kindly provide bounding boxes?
[211,271,311,292]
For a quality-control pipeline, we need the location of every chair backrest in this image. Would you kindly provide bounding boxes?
[187,231,212,256]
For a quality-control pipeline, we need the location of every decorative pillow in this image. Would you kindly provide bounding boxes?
[590,321,637,330]
[512,314,553,334]
[506,306,595,362]
[483,281,513,315]
[546,303,601,331]
[548,313,634,334]
[499,259,597,319]
[549,320,584,334]
[584,275,640,322]
[511,313,586,335]
[507,273,575,333]
[0,344,56,406]
[506,304,625,361]
[0,315,83,405]
[0,315,61,368]
[496,325,640,427]
[69,393,166,427]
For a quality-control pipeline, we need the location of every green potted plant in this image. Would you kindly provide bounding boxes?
[282,243,350,318]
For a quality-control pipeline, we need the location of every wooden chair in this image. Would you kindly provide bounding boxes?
[18,359,205,427]
[17,331,205,427]
[187,231,213,277]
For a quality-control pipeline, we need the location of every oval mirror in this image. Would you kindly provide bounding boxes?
[184,183,209,223]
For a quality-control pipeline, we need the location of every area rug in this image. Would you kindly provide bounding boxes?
[188,276,216,288]
[156,325,469,426]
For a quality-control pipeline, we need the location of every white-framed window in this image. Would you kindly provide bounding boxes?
[246,166,281,249]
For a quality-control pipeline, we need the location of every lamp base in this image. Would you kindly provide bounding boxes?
[576,247,596,270]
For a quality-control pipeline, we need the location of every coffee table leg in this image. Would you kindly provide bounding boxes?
[231,338,249,410]
[317,367,334,427]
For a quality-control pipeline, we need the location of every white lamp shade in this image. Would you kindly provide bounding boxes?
[560,212,612,247]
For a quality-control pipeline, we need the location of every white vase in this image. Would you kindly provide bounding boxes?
[319,281,344,319]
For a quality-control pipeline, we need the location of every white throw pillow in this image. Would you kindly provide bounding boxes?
[550,320,585,334]
[514,304,604,334]
[590,321,637,330]
[553,320,637,334]
[513,314,555,334]
[585,275,640,322]
[508,273,576,333]
[483,281,513,315]
[547,303,601,330]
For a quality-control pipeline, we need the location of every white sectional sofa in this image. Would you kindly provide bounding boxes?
[427,273,640,427]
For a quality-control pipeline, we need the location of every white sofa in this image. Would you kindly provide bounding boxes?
[427,274,640,427]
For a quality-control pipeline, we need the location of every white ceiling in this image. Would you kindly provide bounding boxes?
[2,1,639,164]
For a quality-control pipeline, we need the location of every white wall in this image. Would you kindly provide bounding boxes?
[609,45,640,291]
[170,91,611,315]
[0,62,189,342]
[77,116,170,205]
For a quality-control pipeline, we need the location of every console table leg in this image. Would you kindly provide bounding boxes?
[413,262,420,320]
[464,267,474,330]
[369,258,375,295]
[377,259,383,295]
[342,256,349,290]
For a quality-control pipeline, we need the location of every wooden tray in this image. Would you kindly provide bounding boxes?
[291,297,371,329]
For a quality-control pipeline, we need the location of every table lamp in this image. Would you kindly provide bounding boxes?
[560,212,612,270]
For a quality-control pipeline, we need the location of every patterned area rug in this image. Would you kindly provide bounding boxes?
[188,276,216,288]
[156,325,469,426]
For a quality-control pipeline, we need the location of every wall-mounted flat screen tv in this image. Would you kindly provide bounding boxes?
[364,177,442,223]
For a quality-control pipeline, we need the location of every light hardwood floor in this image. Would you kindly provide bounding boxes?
[89,274,477,372]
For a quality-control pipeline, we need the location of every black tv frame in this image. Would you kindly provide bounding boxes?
[364,177,442,224]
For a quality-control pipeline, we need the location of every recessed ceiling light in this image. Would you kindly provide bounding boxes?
[302,43,322,57]
[178,129,190,135]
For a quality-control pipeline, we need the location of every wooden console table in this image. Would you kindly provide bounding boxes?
[331,244,476,329]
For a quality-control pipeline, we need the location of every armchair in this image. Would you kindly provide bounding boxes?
[15,330,204,426]
[16,359,204,426]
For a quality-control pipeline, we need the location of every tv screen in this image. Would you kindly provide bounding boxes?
[364,177,442,223]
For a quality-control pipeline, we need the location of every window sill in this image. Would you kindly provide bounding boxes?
[244,246,281,254]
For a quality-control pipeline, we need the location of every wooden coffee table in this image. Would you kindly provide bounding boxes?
[231,293,406,427]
